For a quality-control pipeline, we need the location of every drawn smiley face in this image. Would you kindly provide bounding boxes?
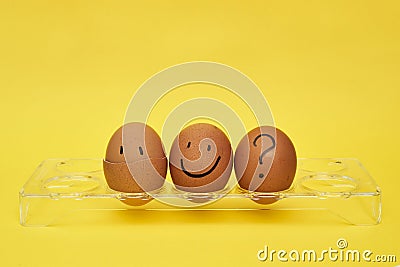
[105,122,166,164]
[180,140,222,178]
[169,123,233,193]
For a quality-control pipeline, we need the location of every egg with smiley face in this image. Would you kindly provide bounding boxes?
[103,122,167,205]
[169,123,233,193]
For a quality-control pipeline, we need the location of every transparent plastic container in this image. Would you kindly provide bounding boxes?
[19,158,381,226]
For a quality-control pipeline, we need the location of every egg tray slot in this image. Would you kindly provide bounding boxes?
[19,158,381,226]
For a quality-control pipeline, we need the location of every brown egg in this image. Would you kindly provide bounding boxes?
[234,126,297,203]
[103,122,167,205]
[169,123,233,193]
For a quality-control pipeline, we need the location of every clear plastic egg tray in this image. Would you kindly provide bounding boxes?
[19,158,381,226]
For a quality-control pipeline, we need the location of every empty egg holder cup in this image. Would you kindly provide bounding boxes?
[19,158,381,226]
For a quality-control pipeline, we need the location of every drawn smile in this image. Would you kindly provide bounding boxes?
[180,156,221,178]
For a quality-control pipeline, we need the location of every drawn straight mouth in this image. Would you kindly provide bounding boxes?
[180,156,221,178]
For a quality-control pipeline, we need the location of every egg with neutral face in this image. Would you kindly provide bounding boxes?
[169,123,233,193]
[103,122,167,205]
[234,126,297,203]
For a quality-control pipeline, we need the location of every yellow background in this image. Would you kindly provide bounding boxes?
[1,0,399,266]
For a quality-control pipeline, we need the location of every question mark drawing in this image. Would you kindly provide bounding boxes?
[253,134,276,178]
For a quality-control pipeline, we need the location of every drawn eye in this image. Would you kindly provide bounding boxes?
[138,146,144,155]
[187,142,191,148]
[119,146,123,154]
[207,144,211,151]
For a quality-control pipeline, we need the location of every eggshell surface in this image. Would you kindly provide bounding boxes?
[103,122,167,205]
[169,123,233,193]
[234,126,297,194]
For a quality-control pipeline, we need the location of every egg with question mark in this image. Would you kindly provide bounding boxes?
[234,126,297,203]
[103,122,167,206]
